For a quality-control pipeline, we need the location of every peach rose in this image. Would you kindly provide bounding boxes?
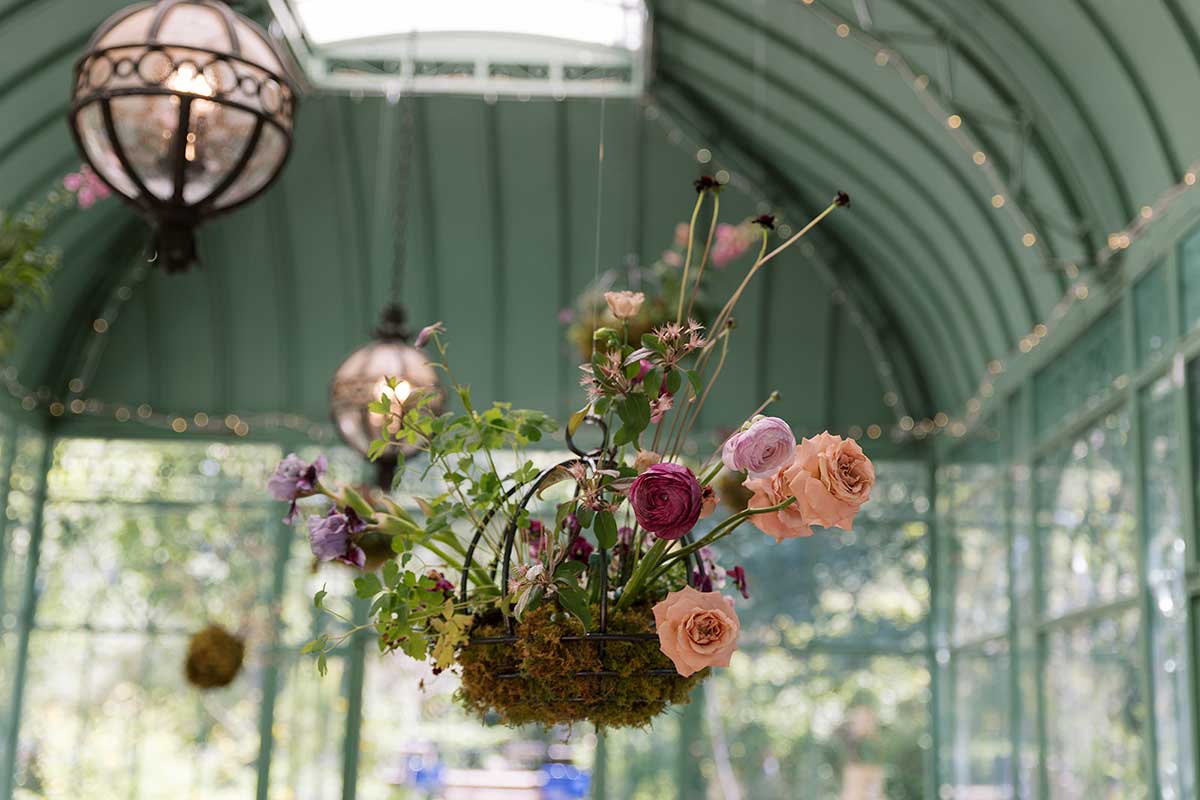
[652,586,740,677]
[789,432,874,531]
[699,484,718,519]
[604,290,645,321]
[743,460,814,542]
[634,450,662,473]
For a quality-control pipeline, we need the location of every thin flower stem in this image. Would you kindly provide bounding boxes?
[675,193,706,325]
[671,325,731,458]
[684,193,720,321]
[707,200,840,346]
[650,497,796,581]
[614,538,669,611]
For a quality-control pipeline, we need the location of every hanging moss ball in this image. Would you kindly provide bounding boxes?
[185,624,245,690]
[456,603,706,729]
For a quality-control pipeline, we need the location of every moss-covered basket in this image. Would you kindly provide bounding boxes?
[456,603,706,729]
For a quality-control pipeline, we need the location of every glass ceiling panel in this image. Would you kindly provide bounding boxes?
[269,0,648,97]
[288,0,644,50]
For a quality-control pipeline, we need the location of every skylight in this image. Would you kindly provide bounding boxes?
[268,0,649,98]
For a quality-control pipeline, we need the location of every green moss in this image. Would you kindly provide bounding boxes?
[456,602,706,729]
[185,624,244,690]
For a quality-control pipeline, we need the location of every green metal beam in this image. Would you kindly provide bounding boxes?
[254,514,294,800]
[0,431,54,800]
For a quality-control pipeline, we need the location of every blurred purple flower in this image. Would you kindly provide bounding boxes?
[568,535,594,563]
[414,321,445,348]
[307,507,367,569]
[268,453,327,523]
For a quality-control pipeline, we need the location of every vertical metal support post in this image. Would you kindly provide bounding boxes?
[1126,291,1163,799]
[0,433,53,800]
[1031,386,1050,800]
[926,449,943,800]
[675,687,705,800]
[341,596,369,800]
[255,516,294,800]
[1003,402,1024,799]
[0,422,22,622]
[592,727,607,800]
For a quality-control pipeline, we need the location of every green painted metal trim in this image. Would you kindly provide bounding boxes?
[0,431,53,800]
[0,421,23,627]
[340,596,369,800]
[652,82,950,412]
[914,0,1102,260]
[651,84,936,415]
[926,454,944,800]
[1072,0,1183,179]
[978,0,1135,220]
[657,10,1029,351]
[674,0,1042,332]
[1126,290,1162,799]
[254,515,294,800]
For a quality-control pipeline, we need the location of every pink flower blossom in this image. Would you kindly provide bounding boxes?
[722,416,796,478]
[63,165,110,209]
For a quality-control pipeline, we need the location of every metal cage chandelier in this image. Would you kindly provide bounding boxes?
[69,0,297,272]
[329,304,443,486]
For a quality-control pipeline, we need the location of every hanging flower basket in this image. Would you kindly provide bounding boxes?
[270,182,869,730]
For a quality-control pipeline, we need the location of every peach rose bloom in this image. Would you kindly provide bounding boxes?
[604,290,645,320]
[653,586,740,677]
[634,450,662,473]
[699,484,718,519]
[789,432,874,531]
[743,460,815,542]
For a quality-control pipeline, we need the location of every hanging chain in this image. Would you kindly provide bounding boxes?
[389,90,416,306]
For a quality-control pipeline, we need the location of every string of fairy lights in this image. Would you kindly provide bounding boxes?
[2,1,1197,446]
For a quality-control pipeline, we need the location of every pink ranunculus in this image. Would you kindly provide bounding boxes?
[722,416,796,478]
[743,462,814,542]
[789,432,875,531]
[661,249,683,267]
[674,222,690,247]
[653,586,740,677]
[63,164,111,209]
[629,462,702,540]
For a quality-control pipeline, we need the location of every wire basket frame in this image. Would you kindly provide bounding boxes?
[457,416,705,684]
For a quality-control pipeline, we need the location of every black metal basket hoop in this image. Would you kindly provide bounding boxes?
[457,416,706,685]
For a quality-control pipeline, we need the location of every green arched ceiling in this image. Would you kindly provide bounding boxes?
[1,0,1198,447]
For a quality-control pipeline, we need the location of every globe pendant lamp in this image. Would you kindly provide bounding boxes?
[329,303,442,488]
[69,0,297,272]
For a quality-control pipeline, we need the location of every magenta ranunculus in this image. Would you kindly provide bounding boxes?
[629,462,703,540]
[721,416,796,479]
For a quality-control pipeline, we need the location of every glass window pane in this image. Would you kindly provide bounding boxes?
[1134,262,1170,367]
[1044,609,1147,799]
[939,438,1008,645]
[1035,413,1137,617]
[1179,223,1200,332]
[951,642,1012,796]
[1034,309,1124,437]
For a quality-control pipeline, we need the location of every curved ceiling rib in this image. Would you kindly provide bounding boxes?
[656,18,1021,357]
[0,0,1196,438]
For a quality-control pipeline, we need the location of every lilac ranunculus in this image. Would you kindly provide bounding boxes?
[721,416,796,479]
[629,462,703,541]
[269,454,327,523]
[307,507,367,569]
